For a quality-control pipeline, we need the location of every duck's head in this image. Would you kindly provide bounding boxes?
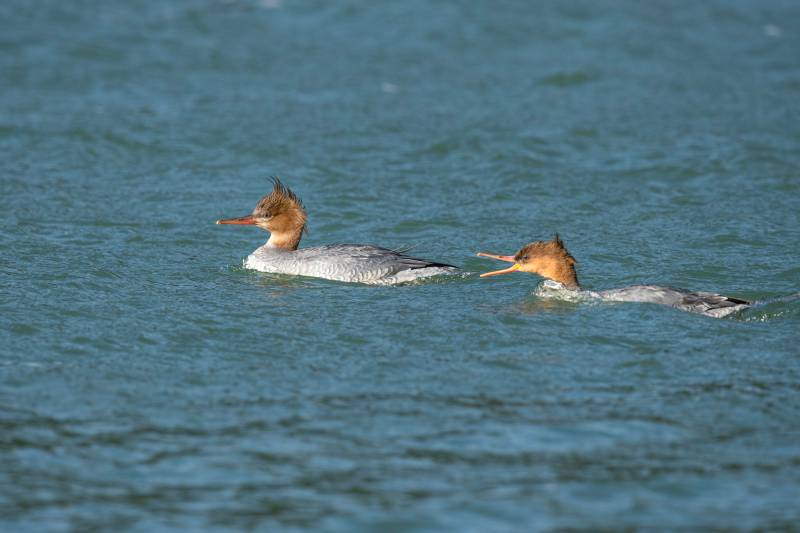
[217,178,308,250]
[477,234,579,289]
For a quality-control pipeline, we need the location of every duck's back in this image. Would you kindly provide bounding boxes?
[598,285,750,318]
[245,243,457,284]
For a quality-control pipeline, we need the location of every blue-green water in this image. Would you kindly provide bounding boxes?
[2,1,800,530]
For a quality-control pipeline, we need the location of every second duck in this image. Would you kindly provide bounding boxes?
[477,234,750,318]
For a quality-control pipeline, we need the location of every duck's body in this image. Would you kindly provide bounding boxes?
[535,279,750,318]
[218,179,457,285]
[596,284,749,318]
[245,243,457,285]
[478,235,750,319]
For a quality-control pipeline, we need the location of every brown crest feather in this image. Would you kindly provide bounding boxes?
[513,234,580,288]
[253,177,308,237]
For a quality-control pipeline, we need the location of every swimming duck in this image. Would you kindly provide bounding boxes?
[478,234,749,318]
[217,179,457,284]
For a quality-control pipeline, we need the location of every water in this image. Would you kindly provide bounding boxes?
[2,1,800,530]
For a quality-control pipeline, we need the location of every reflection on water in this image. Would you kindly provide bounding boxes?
[513,295,581,315]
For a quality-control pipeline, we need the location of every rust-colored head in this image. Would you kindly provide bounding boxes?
[477,234,580,289]
[216,178,308,250]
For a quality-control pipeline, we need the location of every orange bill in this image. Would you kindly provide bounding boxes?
[479,263,520,278]
[216,215,257,225]
[476,252,516,263]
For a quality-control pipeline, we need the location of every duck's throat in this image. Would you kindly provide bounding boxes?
[267,229,303,250]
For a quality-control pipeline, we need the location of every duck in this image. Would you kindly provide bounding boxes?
[217,179,457,284]
[477,234,750,318]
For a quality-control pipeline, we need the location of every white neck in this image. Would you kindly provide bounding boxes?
[265,229,303,250]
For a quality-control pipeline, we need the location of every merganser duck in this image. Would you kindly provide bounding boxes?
[217,179,457,284]
[477,234,750,318]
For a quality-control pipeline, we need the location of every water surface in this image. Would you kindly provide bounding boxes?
[2,1,800,530]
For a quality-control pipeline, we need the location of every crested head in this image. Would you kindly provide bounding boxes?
[513,234,576,266]
[514,234,579,288]
[477,233,580,288]
[253,178,306,223]
[216,178,308,250]
[253,178,307,249]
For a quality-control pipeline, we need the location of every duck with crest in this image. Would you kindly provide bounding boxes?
[477,234,750,318]
[217,179,458,284]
